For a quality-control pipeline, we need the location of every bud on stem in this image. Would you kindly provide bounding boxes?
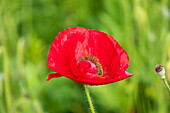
[155,65,170,92]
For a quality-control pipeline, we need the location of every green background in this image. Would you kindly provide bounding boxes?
[0,0,170,113]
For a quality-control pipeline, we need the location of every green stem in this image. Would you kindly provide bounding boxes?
[84,85,95,113]
[162,78,170,92]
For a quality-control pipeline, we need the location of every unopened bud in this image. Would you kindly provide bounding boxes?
[155,65,166,79]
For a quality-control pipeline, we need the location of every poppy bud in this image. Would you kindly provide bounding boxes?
[155,65,166,79]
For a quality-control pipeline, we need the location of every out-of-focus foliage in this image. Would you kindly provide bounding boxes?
[0,0,170,113]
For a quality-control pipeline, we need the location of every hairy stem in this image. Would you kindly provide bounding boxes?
[162,78,170,92]
[84,85,95,113]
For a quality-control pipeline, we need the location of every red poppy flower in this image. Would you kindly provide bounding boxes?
[47,27,133,85]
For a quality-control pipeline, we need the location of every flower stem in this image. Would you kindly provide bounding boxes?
[162,78,170,92]
[84,85,95,113]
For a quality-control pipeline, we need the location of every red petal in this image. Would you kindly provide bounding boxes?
[47,73,62,81]
[88,30,129,77]
[70,71,133,85]
[47,27,88,79]
[70,29,130,79]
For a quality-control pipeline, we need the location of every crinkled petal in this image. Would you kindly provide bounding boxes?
[47,73,62,81]
[47,27,88,78]
[70,28,130,79]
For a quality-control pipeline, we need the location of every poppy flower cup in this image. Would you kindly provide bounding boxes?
[47,27,133,85]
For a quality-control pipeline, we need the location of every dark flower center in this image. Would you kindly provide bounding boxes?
[79,55,103,76]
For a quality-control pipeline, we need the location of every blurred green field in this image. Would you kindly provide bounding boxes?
[0,0,170,113]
